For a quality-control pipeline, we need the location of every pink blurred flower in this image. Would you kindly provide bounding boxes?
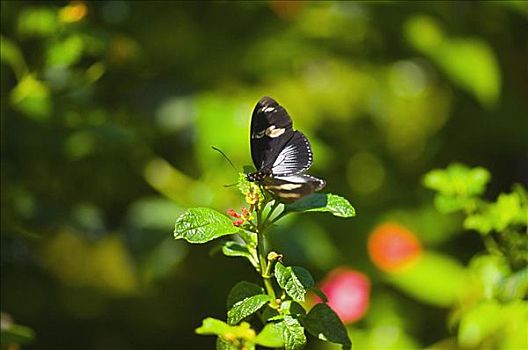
[315,268,370,324]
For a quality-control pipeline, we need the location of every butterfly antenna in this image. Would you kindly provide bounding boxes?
[211,146,238,172]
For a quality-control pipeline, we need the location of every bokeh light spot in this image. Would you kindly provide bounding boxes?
[347,152,385,195]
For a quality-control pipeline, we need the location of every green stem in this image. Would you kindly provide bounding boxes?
[256,200,278,307]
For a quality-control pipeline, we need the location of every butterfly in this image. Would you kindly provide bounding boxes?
[246,96,326,201]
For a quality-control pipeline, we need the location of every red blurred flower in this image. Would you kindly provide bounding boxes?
[227,209,241,218]
[368,222,422,272]
[241,207,250,217]
[232,220,244,227]
[315,268,370,324]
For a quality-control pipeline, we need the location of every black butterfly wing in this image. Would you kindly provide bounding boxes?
[270,131,313,176]
[263,174,326,201]
[250,97,294,171]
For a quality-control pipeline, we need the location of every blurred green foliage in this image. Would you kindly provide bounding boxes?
[423,164,527,349]
[1,1,527,349]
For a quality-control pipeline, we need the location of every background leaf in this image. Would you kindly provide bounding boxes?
[405,15,501,108]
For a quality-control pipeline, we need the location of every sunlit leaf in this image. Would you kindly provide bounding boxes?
[254,322,285,348]
[465,191,526,234]
[275,262,315,303]
[174,208,238,243]
[469,255,511,300]
[423,163,491,197]
[17,7,59,37]
[222,241,258,268]
[0,35,27,78]
[498,267,528,301]
[458,300,503,348]
[285,193,355,218]
[227,294,271,325]
[216,336,238,350]
[196,318,232,336]
[196,318,256,342]
[280,315,306,350]
[279,300,306,316]
[10,74,52,120]
[46,35,84,67]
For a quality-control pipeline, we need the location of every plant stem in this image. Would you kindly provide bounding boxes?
[256,199,278,307]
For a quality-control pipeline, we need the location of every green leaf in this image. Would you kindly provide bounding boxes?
[405,15,501,108]
[303,303,351,350]
[17,7,59,37]
[469,255,510,299]
[216,337,238,350]
[0,35,27,78]
[498,267,528,301]
[433,193,470,213]
[227,281,264,310]
[46,35,84,68]
[275,262,314,303]
[464,191,526,234]
[238,229,257,248]
[227,294,271,325]
[260,305,281,322]
[423,163,490,197]
[0,322,35,346]
[279,300,306,316]
[196,318,256,340]
[222,241,258,268]
[458,300,503,348]
[174,208,238,243]
[10,74,51,120]
[280,315,307,350]
[255,322,285,348]
[285,193,355,218]
[197,319,258,350]
[196,318,233,336]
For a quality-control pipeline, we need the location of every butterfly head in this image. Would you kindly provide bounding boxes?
[246,171,268,183]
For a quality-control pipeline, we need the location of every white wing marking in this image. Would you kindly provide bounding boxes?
[271,133,312,176]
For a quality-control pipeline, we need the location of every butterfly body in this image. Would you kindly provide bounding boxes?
[247,97,325,201]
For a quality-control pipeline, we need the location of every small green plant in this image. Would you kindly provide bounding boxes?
[173,173,355,350]
[423,163,527,349]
